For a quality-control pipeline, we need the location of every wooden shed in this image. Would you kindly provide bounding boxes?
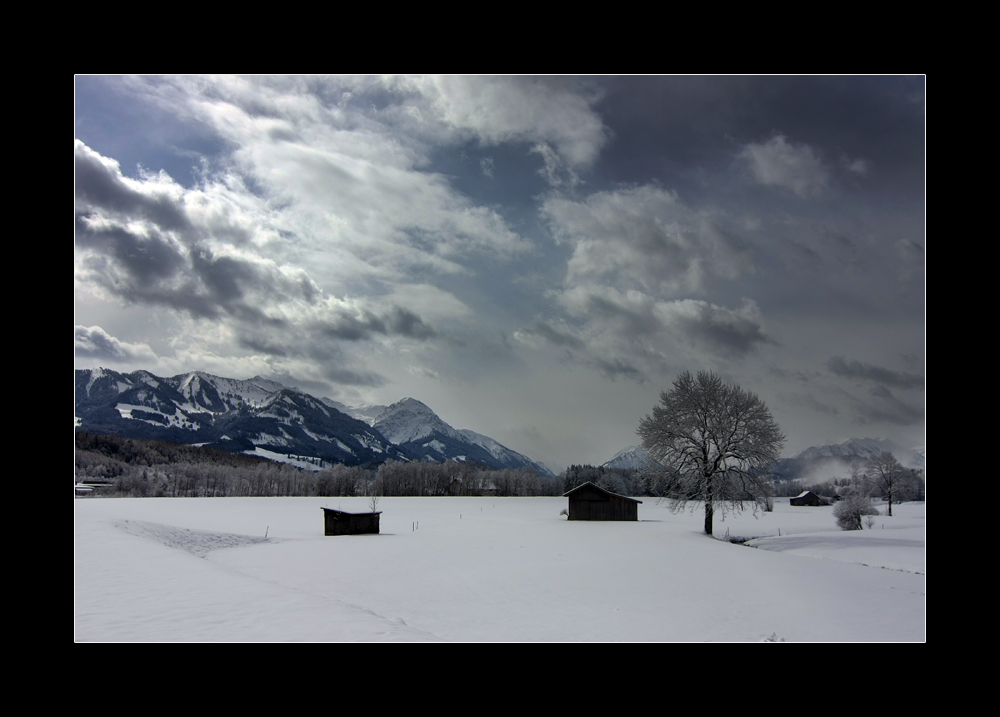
[321,507,382,535]
[563,482,642,521]
[790,490,822,506]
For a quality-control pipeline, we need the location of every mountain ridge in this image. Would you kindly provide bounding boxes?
[599,437,925,483]
[75,368,553,475]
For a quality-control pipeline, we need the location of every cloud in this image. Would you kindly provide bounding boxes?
[843,156,871,176]
[402,75,608,171]
[827,356,924,390]
[115,77,534,279]
[739,134,829,198]
[518,285,773,383]
[75,140,191,231]
[837,383,924,427]
[542,185,754,296]
[655,298,775,358]
[75,140,442,387]
[315,303,436,342]
[75,325,158,363]
[514,319,586,351]
[530,142,580,188]
[895,239,924,282]
[405,364,442,381]
[75,209,311,327]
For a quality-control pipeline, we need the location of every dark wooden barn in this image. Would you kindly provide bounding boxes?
[321,507,382,535]
[790,490,822,506]
[563,482,642,521]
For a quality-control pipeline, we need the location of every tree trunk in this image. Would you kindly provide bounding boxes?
[704,472,714,535]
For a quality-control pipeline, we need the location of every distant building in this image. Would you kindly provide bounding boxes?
[321,508,381,535]
[563,481,642,521]
[790,490,822,506]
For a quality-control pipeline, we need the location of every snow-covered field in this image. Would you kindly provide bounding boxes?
[74,496,925,642]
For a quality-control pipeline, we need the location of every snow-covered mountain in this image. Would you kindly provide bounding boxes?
[371,398,554,476]
[601,445,657,471]
[599,437,925,483]
[773,437,925,483]
[75,368,405,467]
[76,368,553,475]
[793,437,924,469]
[321,399,387,426]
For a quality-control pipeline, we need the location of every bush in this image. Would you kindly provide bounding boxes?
[833,493,880,530]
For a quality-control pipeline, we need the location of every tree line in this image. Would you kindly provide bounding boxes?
[75,432,564,498]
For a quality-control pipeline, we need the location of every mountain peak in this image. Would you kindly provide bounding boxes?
[375,397,454,444]
[75,367,554,477]
[602,445,656,470]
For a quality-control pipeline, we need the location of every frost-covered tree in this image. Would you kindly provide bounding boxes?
[637,371,784,535]
[833,481,879,530]
[866,451,904,516]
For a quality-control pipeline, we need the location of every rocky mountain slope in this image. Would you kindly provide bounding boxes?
[76,368,552,474]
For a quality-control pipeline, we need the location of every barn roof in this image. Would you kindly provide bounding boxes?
[794,491,816,498]
[562,481,642,503]
[321,508,383,516]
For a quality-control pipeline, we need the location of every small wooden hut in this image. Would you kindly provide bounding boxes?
[563,482,642,521]
[321,507,382,535]
[790,490,822,506]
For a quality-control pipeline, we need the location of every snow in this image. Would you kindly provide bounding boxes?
[115,403,184,427]
[74,496,924,642]
[244,448,326,471]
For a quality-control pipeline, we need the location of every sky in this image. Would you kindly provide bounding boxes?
[74,75,925,472]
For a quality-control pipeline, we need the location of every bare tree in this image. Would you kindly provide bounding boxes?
[637,371,785,535]
[866,451,904,516]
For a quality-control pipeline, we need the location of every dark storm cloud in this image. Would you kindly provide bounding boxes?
[187,246,288,326]
[76,214,292,326]
[769,366,820,383]
[75,140,191,231]
[827,356,924,390]
[387,306,436,339]
[849,387,924,427]
[673,300,775,357]
[592,356,645,382]
[585,294,663,337]
[317,305,435,342]
[321,365,388,388]
[75,216,187,285]
[237,335,290,357]
[533,321,587,351]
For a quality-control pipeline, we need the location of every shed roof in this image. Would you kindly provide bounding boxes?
[562,481,642,503]
[321,508,383,516]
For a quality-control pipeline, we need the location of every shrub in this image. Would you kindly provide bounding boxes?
[833,493,880,530]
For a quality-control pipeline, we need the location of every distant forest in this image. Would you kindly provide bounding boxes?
[75,432,643,498]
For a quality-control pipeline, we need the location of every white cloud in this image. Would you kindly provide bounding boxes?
[75,325,159,364]
[844,156,871,176]
[739,134,829,198]
[163,77,534,276]
[401,75,608,170]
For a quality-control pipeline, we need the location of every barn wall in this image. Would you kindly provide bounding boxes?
[568,495,638,521]
[323,510,381,535]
